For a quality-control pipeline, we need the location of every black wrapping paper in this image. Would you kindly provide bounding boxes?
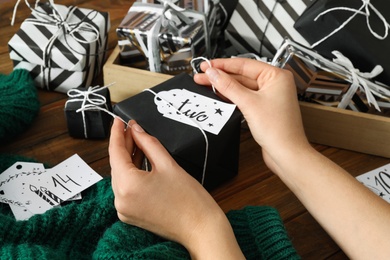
[65,87,113,139]
[294,0,390,85]
[113,73,242,190]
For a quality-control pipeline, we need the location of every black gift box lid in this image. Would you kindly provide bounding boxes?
[113,73,242,190]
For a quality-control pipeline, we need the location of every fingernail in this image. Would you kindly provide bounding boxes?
[132,123,144,133]
[205,68,219,84]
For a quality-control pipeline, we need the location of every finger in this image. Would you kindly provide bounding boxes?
[124,120,135,154]
[129,121,178,172]
[109,118,137,177]
[132,147,145,169]
[204,67,255,110]
[202,58,274,80]
[194,73,259,90]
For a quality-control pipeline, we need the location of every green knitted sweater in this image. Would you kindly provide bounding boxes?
[0,69,40,144]
[0,155,300,259]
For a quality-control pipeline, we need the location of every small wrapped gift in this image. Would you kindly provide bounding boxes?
[113,73,242,190]
[8,3,110,93]
[116,2,218,74]
[65,86,113,139]
[294,0,390,86]
[272,38,390,114]
[224,0,311,58]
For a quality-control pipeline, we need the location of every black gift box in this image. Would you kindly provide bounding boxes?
[113,73,242,190]
[294,0,390,85]
[65,86,113,139]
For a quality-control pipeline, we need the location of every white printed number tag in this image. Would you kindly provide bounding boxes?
[0,154,102,220]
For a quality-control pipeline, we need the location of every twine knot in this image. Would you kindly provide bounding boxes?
[66,84,113,138]
[332,51,382,111]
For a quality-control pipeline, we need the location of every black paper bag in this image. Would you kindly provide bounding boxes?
[65,86,113,139]
[294,0,390,85]
[113,73,242,190]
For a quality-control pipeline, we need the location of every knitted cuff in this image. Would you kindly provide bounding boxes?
[227,206,300,260]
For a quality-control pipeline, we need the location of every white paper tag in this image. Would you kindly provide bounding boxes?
[356,163,390,203]
[154,89,236,135]
[0,162,46,206]
[0,154,102,220]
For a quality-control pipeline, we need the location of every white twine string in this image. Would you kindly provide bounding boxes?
[190,57,216,94]
[311,0,390,48]
[332,51,382,111]
[66,84,115,138]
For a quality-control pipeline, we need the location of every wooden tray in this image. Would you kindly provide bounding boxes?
[104,45,390,158]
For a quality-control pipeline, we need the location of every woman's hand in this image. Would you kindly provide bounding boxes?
[194,58,311,174]
[109,118,244,259]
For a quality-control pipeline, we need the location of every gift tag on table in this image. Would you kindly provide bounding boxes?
[0,162,46,219]
[0,154,103,220]
[0,162,46,206]
[356,163,390,203]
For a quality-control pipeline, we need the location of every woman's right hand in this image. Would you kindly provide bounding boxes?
[194,58,311,173]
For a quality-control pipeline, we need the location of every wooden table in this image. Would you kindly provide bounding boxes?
[1,1,389,258]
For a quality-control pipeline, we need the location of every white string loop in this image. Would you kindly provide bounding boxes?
[190,57,217,95]
[332,51,382,111]
[311,0,390,48]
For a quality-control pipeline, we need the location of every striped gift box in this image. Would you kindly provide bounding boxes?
[8,3,110,93]
[225,0,312,58]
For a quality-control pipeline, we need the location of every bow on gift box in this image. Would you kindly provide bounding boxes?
[11,0,102,89]
[332,51,384,110]
[66,85,112,138]
[272,38,390,112]
[131,1,211,72]
[158,0,192,29]
[311,0,390,48]
[12,0,100,66]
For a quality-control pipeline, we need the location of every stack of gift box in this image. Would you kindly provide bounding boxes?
[6,0,390,189]
[225,0,390,116]
[7,0,240,190]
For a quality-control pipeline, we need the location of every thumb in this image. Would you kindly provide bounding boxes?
[205,68,252,109]
[129,121,177,171]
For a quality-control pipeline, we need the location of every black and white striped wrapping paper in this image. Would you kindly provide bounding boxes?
[224,0,311,58]
[8,3,110,93]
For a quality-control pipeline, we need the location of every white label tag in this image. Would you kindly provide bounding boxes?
[0,154,102,220]
[356,163,390,203]
[154,89,236,135]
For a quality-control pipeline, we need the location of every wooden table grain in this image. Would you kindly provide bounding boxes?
[1,1,389,258]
